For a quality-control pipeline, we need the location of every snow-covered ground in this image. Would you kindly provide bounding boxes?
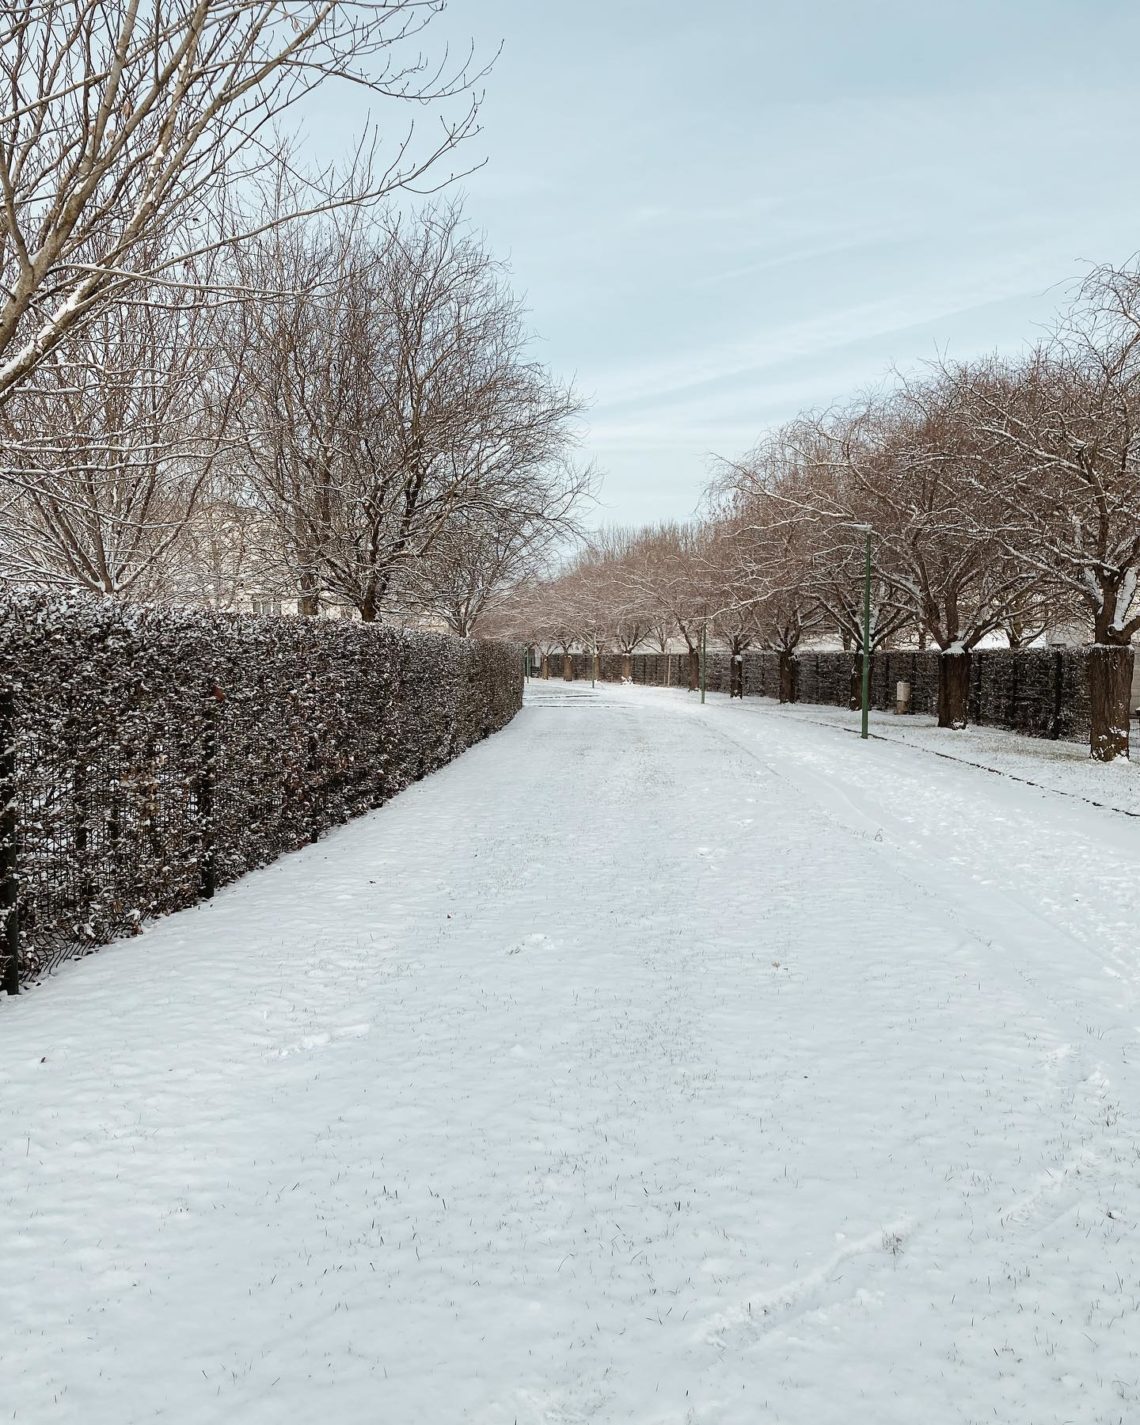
[735,690,1140,817]
[3,680,1140,1424]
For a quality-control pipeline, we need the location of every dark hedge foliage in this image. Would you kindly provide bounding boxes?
[614,648,1098,739]
[0,594,522,984]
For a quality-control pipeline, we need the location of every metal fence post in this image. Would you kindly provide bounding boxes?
[1,682,19,994]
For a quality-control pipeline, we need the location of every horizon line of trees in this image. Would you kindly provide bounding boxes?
[492,260,1140,762]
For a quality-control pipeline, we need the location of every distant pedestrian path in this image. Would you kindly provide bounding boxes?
[3,682,1139,1424]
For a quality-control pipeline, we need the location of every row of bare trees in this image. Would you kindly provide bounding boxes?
[498,262,1140,761]
[0,2,588,629]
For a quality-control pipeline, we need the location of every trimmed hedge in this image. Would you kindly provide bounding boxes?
[0,594,521,984]
[585,647,1100,741]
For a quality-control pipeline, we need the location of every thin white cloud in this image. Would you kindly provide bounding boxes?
[302,0,1140,522]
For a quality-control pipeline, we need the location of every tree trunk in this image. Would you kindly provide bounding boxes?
[541,655,550,680]
[778,651,797,704]
[359,592,378,623]
[730,655,743,699]
[297,571,320,617]
[1088,643,1133,762]
[687,646,699,692]
[937,648,971,729]
[562,652,572,681]
[621,653,632,682]
[849,657,862,710]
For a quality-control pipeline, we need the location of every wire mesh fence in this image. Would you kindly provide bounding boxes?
[0,594,522,990]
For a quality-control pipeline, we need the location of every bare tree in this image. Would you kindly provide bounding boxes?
[623,522,715,690]
[167,479,288,610]
[820,387,1046,727]
[588,527,658,658]
[410,455,592,637]
[711,434,827,702]
[0,0,485,408]
[226,207,380,615]
[232,205,581,621]
[703,520,764,697]
[0,256,231,595]
[960,263,1140,758]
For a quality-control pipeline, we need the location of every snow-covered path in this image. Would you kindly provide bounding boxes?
[3,682,1140,1425]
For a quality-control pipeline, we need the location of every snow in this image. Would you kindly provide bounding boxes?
[724,691,1140,816]
[3,679,1140,1423]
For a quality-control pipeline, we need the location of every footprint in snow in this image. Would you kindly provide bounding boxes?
[507,933,549,956]
[276,1022,372,1057]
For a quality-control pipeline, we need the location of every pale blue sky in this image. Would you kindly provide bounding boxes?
[309,0,1140,526]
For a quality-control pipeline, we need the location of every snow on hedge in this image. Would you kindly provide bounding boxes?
[0,593,521,981]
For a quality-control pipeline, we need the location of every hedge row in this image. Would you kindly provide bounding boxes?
[681,648,1094,740]
[1,595,522,987]
[544,647,1100,741]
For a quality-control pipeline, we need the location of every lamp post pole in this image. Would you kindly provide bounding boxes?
[860,525,872,740]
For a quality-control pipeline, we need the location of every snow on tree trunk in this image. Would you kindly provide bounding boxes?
[937,649,971,730]
[778,651,797,704]
[848,657,862,711]
[730,656,743,700]
[1088,644,1133,762]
